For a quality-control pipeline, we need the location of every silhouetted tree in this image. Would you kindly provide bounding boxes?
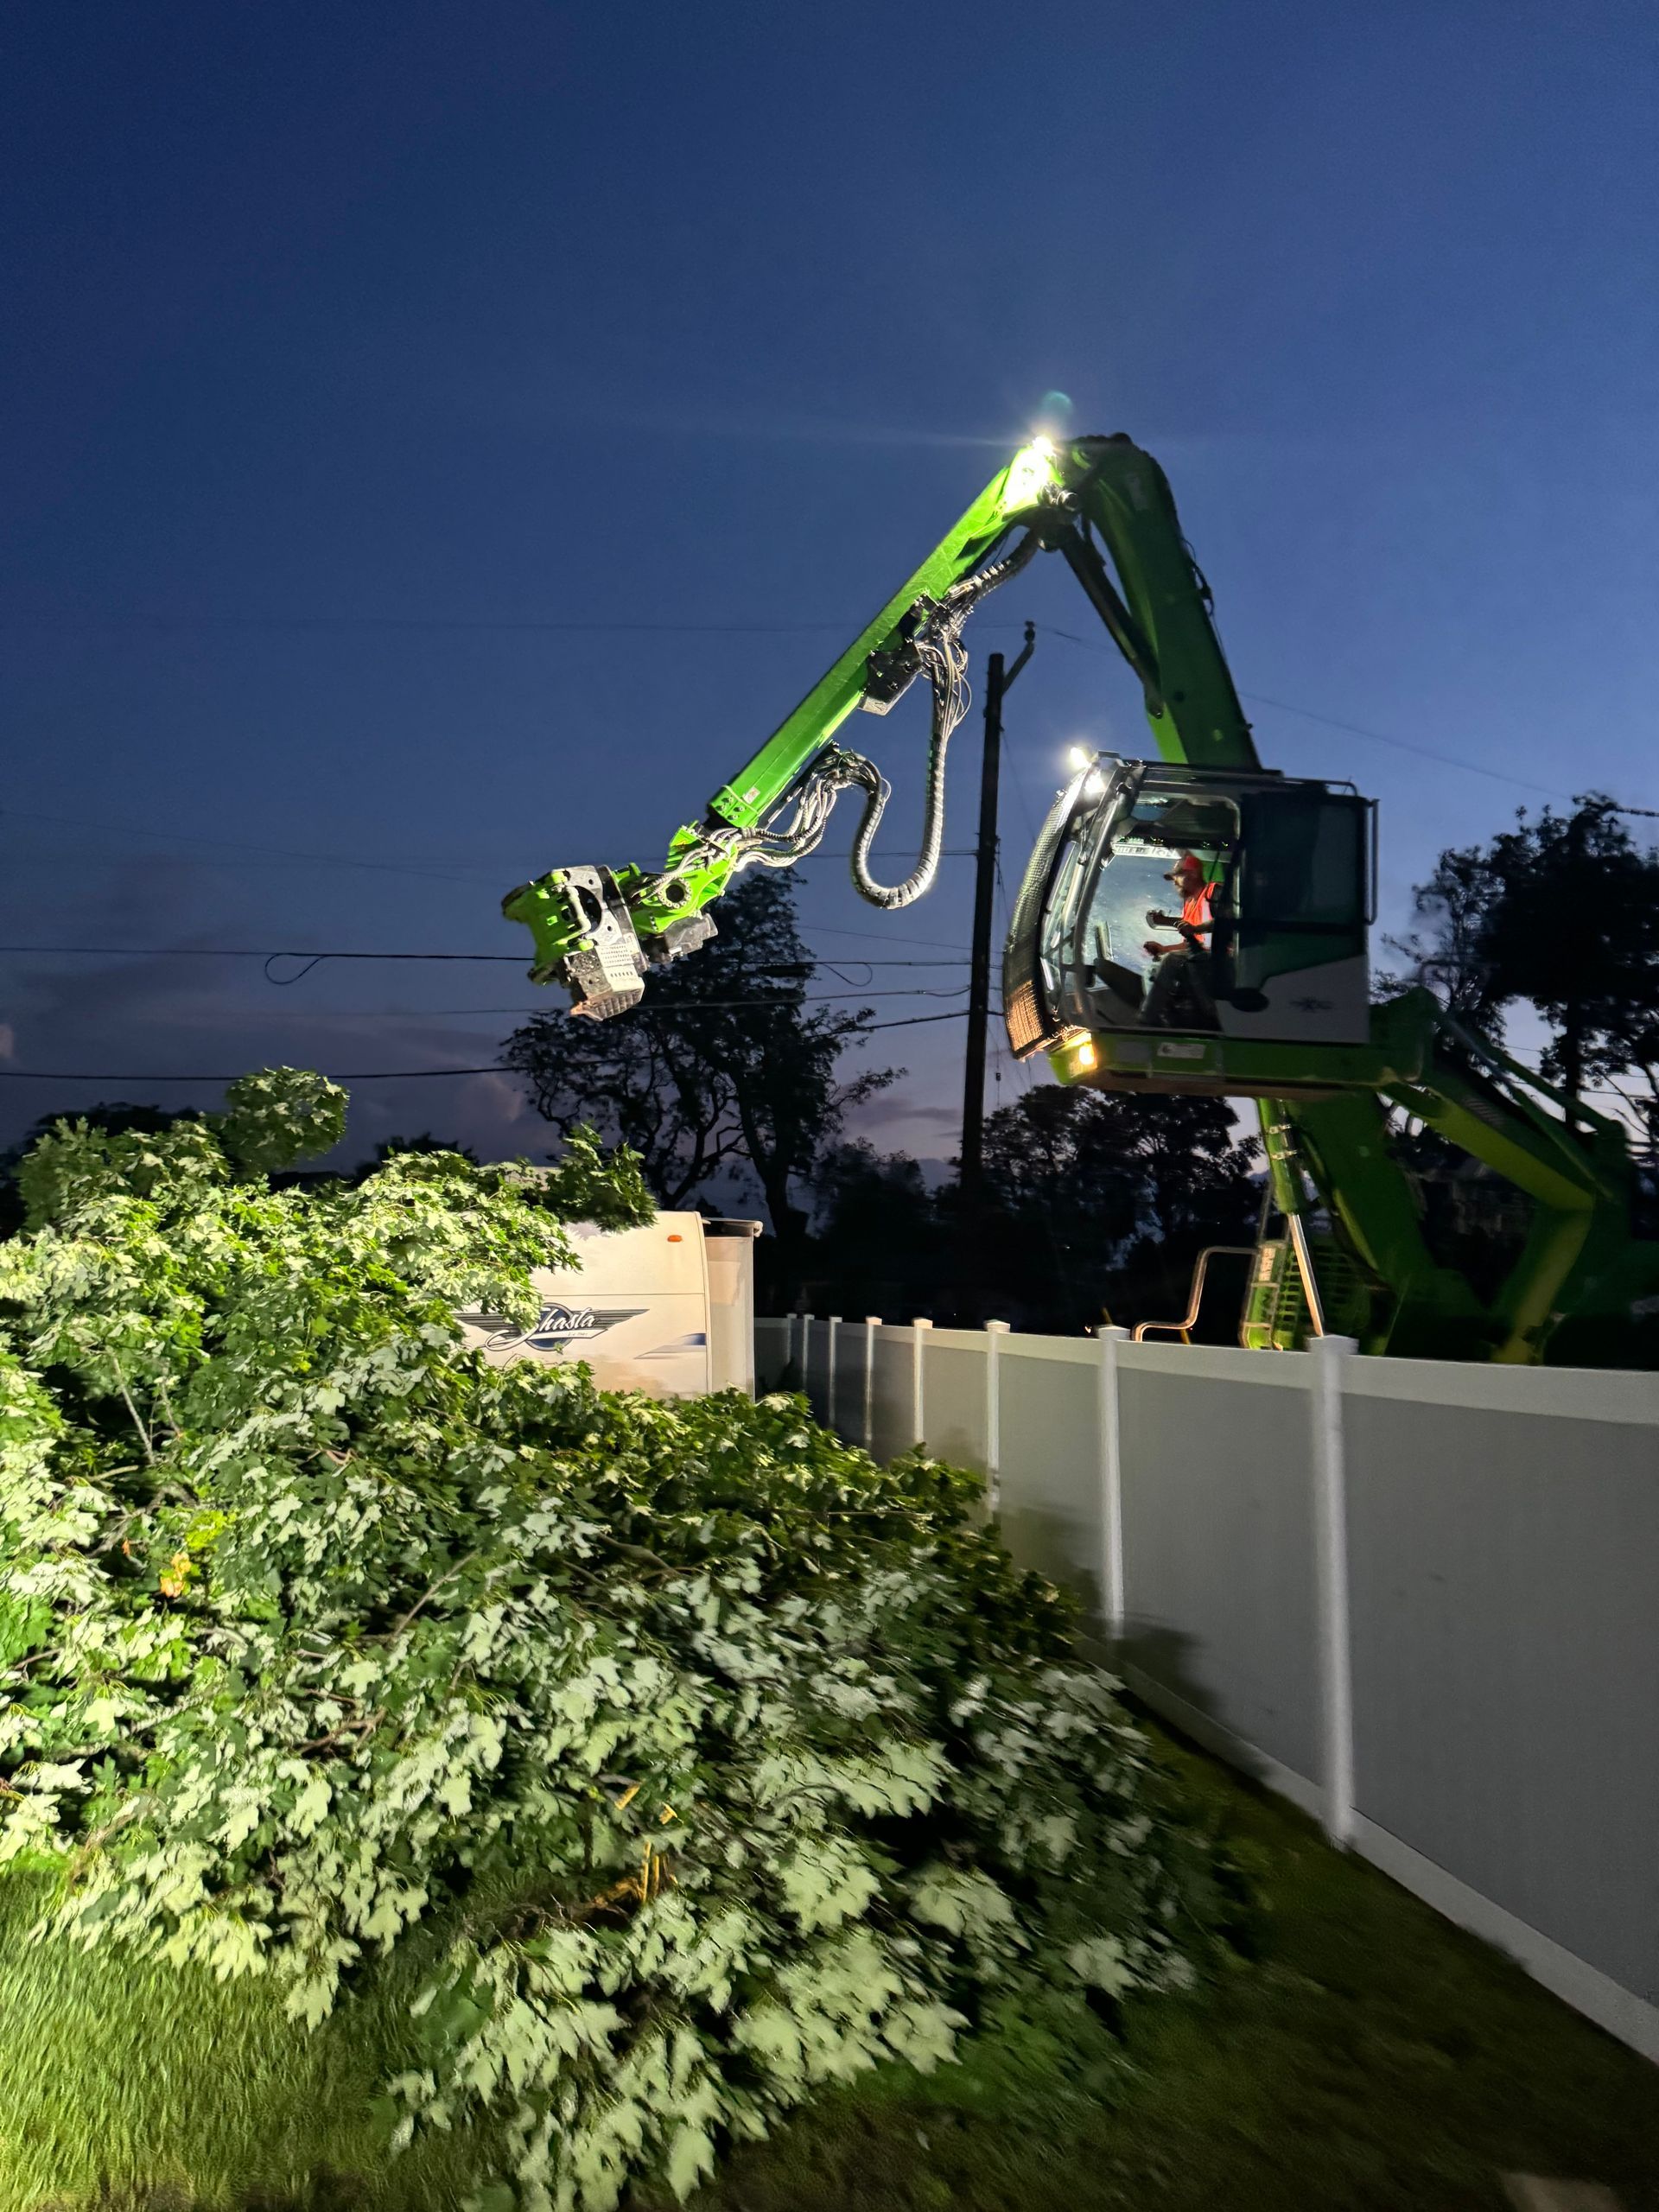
[791,1088,1262,1338]
[977,1086,1260,1332]
[805,1140,944,1318]
[355,1133,480,1181]
[504,876,894,1295]
[1398,794,1659,1147]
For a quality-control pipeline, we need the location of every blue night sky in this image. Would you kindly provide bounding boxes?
[3,1,1656,1173]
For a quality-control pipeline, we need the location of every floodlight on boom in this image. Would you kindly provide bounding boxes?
[1001,437,1058,512]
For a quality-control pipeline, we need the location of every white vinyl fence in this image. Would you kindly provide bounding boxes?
[755,1314,1659,2064]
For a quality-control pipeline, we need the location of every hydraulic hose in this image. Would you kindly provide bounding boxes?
[649,531,1041,915]
[848,530,1040,910]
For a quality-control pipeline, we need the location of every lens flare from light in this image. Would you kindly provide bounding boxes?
[1001,438,1058,512]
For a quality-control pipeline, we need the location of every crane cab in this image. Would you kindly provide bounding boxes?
[1003,758,1377,1093]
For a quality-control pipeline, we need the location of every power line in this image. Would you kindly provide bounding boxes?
[0,806,508,885]
[0,810,974,884]
[0,1007,978,1084]
[10,597,1653,814]
[1238,690,1572,801]
[247,986,973,1018]
[0,613,864,635]
[864,1008,974,1033]
[0,944,519,964]
[510,999,976,1020]
[1033,623,1639,806]
[0,1064,513,1083]
[0,610,1043,638]
[795,923,971,952]
[0,944,968,969]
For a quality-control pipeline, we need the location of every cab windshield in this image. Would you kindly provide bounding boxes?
[1042,780,1240,1031]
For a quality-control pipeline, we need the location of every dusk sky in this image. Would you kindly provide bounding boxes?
[4,2,1657,1176]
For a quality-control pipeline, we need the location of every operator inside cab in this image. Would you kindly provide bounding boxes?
[1142,852,1217,1027]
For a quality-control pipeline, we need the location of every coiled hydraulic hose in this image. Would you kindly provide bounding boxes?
[847,529,1040,908]
[644,531,1041,914]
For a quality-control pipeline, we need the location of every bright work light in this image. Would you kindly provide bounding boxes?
[1001,438,1058,512]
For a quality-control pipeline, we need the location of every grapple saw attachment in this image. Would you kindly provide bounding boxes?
[501,864,715,1020]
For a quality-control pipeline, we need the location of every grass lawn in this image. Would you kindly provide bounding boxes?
[3,1722,1656,2211]
[657,1725,1659,2212]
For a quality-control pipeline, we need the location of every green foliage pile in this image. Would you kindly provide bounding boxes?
[0,1070,1230,2212]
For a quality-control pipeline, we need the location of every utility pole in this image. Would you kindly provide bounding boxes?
[1560,803,1587,1128]
[960,622,1037,1201]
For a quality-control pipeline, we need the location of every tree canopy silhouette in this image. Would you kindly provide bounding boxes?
[504,875,894,1287]
[1398,794,1659,1147]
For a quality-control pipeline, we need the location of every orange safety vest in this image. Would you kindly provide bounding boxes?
[1179,880,1215,931]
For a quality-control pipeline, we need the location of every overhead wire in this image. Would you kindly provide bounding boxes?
[0,613,865,635]
[0,805,508,885]
[7,600,1655,815]
[0,1064,516,1084]
[0,819,974,886]
[16,599,1658,1118]
[1030,623,1637,806]
[1239,690,1572,801]
[0,1005,976,1084]
[196,986,974,1020]
[0,944,967,970]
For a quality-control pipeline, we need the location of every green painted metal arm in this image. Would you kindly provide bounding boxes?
[705,426,1266,837]
[703,443,1057,832]
[1051,436,1259,771]
[502,441,1064,1005]
[501,429,1262,1014]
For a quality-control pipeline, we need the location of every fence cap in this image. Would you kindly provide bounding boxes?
[985,1319,1013,1334]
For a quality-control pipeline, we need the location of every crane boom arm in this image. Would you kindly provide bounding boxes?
[500,434,1258,1016]
[495,425,1657,1362]
[502,441,1065,1015]
[1058,437,1257,771]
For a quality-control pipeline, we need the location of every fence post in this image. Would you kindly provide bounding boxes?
[862,1318,880,1451]
[912,1318,932,1447]
[984,1320,1011,1512]
[1096,1326,1128,1642]
[1311,1333,1357,1847]
[825,1316,841,1433]
[787,1312,802,1386]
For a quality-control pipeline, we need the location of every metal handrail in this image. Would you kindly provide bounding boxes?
[1133,1245,1257,1344]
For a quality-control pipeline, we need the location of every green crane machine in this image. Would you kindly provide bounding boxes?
[504,433,1659,1367]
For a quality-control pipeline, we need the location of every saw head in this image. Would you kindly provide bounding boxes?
[502,864,646,1019]
[502,864,717,1019]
